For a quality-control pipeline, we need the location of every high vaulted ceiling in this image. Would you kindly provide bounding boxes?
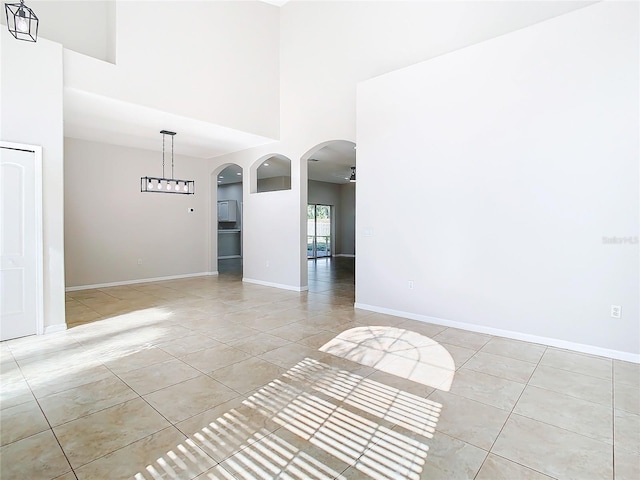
[64,89,276,159]
[59,1,590,162]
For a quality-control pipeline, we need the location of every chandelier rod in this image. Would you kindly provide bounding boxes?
[162,133,166,178]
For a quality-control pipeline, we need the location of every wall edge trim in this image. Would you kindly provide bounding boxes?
[44,323,67,335]
[65,272,218,292]
[243,277,308,292]
[354,303,640,363]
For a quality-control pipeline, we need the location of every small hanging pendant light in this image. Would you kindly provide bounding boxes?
[141,130,195,195]
[5,0,39,42]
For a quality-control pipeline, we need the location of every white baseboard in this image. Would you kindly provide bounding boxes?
[243,277,308,292]
[334,254,356,258]
[354,303,640,364]
[44,323,67,334]
[66,272,218,292]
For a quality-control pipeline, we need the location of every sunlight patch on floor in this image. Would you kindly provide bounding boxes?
[320,326,455,391]
[162,356,442,479]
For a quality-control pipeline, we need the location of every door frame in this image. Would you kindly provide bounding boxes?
[1,141,44,335]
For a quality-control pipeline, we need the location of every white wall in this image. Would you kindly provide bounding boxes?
[244,185,301,288]
[0,1,116,62]
[64,1,280,138]
[209,1,592,291]
[280,0,592,145]
[210,146,303,289]
[64,138,210,287]
[356,2,639,358]
[2,1,607,333]
[309,180,341,207]
[0,31,65,330]
[258,176,292,193]
[338,183,355,256]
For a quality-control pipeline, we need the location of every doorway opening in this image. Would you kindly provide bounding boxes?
[215,164,243,278]
[302,140,356,296]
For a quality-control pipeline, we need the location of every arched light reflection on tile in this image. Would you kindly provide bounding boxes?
[319,326,456,391]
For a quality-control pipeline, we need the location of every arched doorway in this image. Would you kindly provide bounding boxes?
[211,163,244,278]
[301,140,356,298]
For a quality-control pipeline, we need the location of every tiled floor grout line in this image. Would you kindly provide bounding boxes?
[535,358,616,382]
[68,426,176,477]
[521,379,615,408]
[80,351,228,476]
[611,359,616,480]
[9,352,79,479]
[473,345,553,480]
[480,452,558,480]
[456,342,488,371]
[36,358,152,428]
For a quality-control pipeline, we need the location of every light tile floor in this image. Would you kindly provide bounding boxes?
[1,258,638,479]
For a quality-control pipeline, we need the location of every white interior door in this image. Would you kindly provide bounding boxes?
[0,145,42,340]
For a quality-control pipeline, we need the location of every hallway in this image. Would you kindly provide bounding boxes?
[308,257,355,300]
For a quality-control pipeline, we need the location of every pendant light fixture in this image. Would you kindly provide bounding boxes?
[141,130,195,195]
[5,0,38,42]
[349,166,356,183]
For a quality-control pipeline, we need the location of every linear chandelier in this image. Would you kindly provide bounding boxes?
[141,130,195,195]
[5,0,39,42]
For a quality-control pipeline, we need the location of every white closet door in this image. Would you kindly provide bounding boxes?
[0,146,41,340]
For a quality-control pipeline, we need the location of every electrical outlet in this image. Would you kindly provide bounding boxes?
[408,280,414,290]
[266,260,270,268]
[611,305,621,319]
[137,258,143,265]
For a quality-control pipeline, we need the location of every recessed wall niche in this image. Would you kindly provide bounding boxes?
[251,154,292,193]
